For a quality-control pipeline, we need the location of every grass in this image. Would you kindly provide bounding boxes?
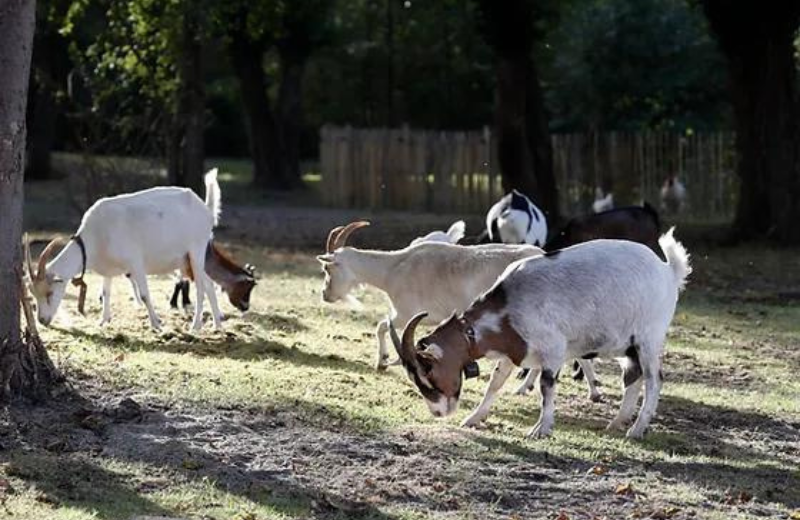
[2,239,799,520]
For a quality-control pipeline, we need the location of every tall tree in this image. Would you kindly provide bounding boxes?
[702,1,800,243]
[1,0,59,399]
[477,0,561,225]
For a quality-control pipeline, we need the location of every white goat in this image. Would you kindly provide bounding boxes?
[392,229,690,439]
[592,188,614,213]
[317,221,542,370]
[486,190,548,247]
[410,220,465,246]
[26,169,223,331]
[660,175,687,214]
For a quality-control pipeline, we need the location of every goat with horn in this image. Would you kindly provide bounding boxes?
[317,220,542,370]
[391,229,691,439]
[26,168,224,331]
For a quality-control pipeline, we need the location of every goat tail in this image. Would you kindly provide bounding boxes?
[659,226,691,292]
[204,168,222,226]
[446,220,466,244]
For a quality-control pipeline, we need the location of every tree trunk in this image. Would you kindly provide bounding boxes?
[229,34,294,190]
[277,49,308,187]
[477,0,560,227]
[703,1,800,243]
[0,0,59,400]
[168,9,205,196]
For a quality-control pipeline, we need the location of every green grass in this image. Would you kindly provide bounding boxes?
[2,242,799,520]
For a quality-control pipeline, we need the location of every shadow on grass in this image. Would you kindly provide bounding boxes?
[62,325,377,375]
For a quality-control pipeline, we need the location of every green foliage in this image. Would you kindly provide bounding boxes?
[542,0,730,131]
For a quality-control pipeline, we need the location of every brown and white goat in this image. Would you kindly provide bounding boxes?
[392,230,691,439]
[168,241,256,312]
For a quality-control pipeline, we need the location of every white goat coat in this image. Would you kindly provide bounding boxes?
[78,187,216,277]
[498,239,684,366]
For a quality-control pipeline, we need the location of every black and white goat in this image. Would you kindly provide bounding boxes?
[167,241,256,312]
[485,190,548,247]
[317,221,541,370]
[26,169,223,331]
[392,229,690,439]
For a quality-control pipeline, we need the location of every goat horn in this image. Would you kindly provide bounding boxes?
[325,226,345,253]
[333,221,370,250]
[36,237,64,280]
[397,312,428,363]
[23,234,35,281]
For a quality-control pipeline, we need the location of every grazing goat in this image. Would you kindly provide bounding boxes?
[485,190,548,247]
[167,241,256,312]
[660,175,686,214]
[410,220,465,246]
[26,169,223,331]
[392,229,690,439]
[592,188,614,213]
[512,202,664,398]
[318,221,541,370]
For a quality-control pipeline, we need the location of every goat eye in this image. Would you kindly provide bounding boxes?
[465,326,476,339]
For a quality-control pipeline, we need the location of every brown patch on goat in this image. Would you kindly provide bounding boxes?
[414,283,528,399]
[209,243,252,277]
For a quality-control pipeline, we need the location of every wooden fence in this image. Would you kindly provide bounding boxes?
[320,126,738,220]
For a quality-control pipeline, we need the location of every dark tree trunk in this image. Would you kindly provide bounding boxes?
[703,1,800,244]
[277,49,308,186]
[477,0,560,226]
[168,10,205,196]
[1,0,59,400]
[229,33,296,190]
[25,80,56,180]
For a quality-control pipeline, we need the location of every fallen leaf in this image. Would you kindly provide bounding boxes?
[555,512,570,520]
[615,483,635,496]
[588,464,607,476]
[113,353,125,362]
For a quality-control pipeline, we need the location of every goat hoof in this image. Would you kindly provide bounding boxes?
[590,393,604,403]
[526,423,553,439]
[625,427,646,440]
[461,415,486,428]
[513,384,533,396]
[606,419,627,431]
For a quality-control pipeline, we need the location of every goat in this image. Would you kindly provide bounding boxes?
[485,190,548,247]
[512,202,664,399]
[317,221,542,370]
[592,188,614,213]
[391,229,690,439]
[410,220,465,246]
[660,175,686,214]
[26,169,223,331]
[166,241,256,312]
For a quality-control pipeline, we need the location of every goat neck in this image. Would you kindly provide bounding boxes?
[339,247,398,292]
[45,240,86,281]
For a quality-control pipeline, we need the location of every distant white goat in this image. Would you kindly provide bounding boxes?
[660,175,686,214]
[592,188,614,213]
[392,229,690,439]
[317,221,541,370]
[26,169,224,331]
[410,220,465,246]
[485,190,548,247]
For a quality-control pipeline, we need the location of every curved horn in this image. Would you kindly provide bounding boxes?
[333,221,370,250]
[23,234,35,281]
[399,312,428,362]
[36,238,64,280]
[325,226,345,253]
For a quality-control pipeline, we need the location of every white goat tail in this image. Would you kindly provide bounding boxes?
[204,168,222,226]
[659,227,691,292]
[446,220,466,243]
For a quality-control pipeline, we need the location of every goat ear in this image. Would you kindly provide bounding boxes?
[316,254,335,264]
